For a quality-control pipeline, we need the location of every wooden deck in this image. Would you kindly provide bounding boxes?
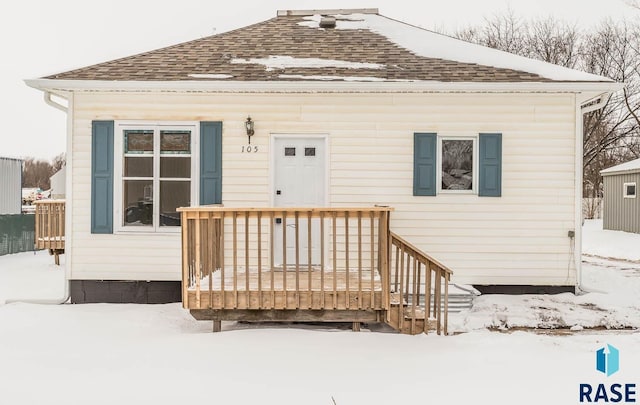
[34,200,65,265]
[179,206,453,335]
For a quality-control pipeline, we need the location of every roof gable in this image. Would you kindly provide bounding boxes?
[44,9,613,84]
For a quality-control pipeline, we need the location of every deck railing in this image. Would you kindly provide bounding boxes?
[178,207,392,312]
[34,200,65,265]
[390,232,452,335]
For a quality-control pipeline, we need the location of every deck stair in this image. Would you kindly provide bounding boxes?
[383,232,453,334]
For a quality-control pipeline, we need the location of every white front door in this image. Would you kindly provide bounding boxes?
[273,136,326,266]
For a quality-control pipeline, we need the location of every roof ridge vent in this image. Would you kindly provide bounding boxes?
[319,16,337,28]
[277,8,379,17]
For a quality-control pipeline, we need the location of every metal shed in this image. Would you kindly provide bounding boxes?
[0,157,23,215]
[601,157,640,233]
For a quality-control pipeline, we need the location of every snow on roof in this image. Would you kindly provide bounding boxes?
[278,74,411,82]
[600,157,640,175]
[299,13,612,82]
[188,74,233,79]
[231,55,385,71]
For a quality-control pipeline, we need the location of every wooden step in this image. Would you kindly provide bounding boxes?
[385,304,438,335]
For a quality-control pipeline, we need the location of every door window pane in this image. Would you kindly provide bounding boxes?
[442,140,473,190]
[284,147,296,156]
[161,130,190,154]
[305,147,316,156]
[123,180,153,226]
[160,156,191,178]
[125,130,153,154]
[160,181,190,226]
[124,156,153,177]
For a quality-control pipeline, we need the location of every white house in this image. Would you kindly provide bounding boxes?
[26,9,621,304]
[49,165,66,199]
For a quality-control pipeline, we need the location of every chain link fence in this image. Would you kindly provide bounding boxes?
[0,214,36,256]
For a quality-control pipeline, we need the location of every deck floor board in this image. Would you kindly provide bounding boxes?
[191,269,382,292]
[187,269,383,310]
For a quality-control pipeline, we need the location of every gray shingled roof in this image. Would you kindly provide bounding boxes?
[44,10,608,83]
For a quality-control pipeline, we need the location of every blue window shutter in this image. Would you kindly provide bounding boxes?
[479,133,502,197]
[200,122,223,205]
[414,133,437,196]
[91,121,114,233]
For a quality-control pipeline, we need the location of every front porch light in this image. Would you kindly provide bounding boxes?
[245,116,255,144]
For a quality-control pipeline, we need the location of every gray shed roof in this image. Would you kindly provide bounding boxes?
[601,158,640,176]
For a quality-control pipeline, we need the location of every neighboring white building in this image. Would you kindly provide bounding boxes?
[26,9,621,303]
[0,157,22,215]
[50,165,66,199]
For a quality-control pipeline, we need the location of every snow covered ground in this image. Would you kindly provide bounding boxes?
[583,219,640,261]
[0,220,638,405]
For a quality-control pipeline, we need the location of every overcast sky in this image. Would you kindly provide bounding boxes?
[1,0,636,160]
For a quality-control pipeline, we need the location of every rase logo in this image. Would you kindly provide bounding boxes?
[597,344,620,377]
[579,344,636,403]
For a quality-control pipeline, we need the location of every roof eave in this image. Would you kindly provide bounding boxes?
[600,167,640,176]
[25,78,624,94]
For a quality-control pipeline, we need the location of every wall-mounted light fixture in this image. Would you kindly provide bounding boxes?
[245,116,255,144]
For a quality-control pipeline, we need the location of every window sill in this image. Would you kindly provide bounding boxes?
[114,228,181,235]
[438,190,477,195]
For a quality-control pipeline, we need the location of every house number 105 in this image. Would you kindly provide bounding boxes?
[241,145,258,153]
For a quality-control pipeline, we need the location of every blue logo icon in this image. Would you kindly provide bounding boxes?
[596,344,619,377]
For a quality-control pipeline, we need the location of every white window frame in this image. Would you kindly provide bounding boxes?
[623,182,637,199]
[113,121,199,234]
[437,136,478,195]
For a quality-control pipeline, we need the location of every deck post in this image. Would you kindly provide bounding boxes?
[194,213,202,309]
[444,272,450,335]
[352,322,361,332]
[379,210,390,313]
[213,320,222,332]
[181,212,189,309]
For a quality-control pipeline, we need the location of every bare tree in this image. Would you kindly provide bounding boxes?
[455,14,640,198]
[581,19,640,194]
[51,153,66,173]
[527,17,580,67]
[456,9,528,56]
[21,154,66,189]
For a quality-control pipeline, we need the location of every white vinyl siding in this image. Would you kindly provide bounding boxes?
[70,92,576,285]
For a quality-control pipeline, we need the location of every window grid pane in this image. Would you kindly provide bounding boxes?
[123,180,153,226]
[160,180,191,226]
[124,156,153,178]
[161,130,191,154]
[160,156,191,178]
[124,130,154,154]
[442,139,473,191]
